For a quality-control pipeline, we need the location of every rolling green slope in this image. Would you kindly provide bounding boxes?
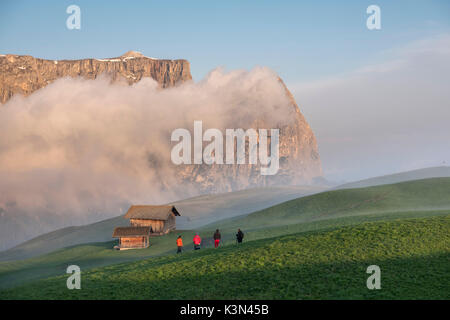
[210,177,450,232]
[336,166,450,189]
[1,215,449,299]
[5,165,449,262]
[0,177,449,291]
[0,185,325,262]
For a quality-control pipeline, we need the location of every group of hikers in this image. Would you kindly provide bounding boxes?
[176,228,244,253]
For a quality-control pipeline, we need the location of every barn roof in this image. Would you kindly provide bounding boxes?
[124,205,181,220]
[112,226,151,237]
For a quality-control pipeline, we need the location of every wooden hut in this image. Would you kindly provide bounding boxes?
[112,226,151,250]
[124,205,181,236]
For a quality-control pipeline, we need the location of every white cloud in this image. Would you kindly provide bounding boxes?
[291,34,450,181]
[0,66,294,250]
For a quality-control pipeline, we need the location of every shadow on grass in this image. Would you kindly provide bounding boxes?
[2,252,448,300]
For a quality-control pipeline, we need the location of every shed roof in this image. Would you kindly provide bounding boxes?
[112,226,151,237]
[124,205,181,220]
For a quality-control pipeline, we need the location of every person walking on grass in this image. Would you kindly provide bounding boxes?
[193,233,202,250]
[236,229,244,244]
[213,229,221,248]
[176,235,183,254]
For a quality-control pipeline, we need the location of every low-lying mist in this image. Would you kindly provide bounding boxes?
[0,67,295,250]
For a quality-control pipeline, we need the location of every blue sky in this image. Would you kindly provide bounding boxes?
[1,0,449,181]
[1,0,449,82]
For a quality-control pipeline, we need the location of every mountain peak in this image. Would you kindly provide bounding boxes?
[0,52,192,103]
[121,50,145,58]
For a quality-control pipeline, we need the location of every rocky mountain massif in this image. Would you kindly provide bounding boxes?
[0,51,191,103]
[0,51,322,192]
[176,84,322,193]
[0,51,322,250]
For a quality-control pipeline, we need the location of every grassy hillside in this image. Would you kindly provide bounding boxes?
[1,215,449,299]
[336,166,450,189]
[0,177,449,290]
[211,177,450,232]
[0,185,325,262]
[5,166,449,262]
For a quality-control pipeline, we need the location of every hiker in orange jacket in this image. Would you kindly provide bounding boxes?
[193,233,201,250]
[176,235,183,253]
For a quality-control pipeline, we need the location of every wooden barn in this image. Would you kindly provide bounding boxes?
[124,205,181,236]
[112,226,151,250]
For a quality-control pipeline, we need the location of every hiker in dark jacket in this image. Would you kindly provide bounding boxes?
[213,229,221,248]
[236,229,244,244]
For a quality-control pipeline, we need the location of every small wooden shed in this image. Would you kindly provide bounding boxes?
[112,226,151,250]
[124,205,181,236]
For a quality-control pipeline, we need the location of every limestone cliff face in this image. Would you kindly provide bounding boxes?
[174,79,322,193]
[0,51,191,103]
[0,51,322,192]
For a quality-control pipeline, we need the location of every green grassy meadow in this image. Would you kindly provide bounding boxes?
[0,177,449,298]
[1,215,449,299]
[0,185,326,262]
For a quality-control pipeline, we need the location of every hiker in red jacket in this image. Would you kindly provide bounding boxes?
[193,233,201,250]
[213,229,221,248]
